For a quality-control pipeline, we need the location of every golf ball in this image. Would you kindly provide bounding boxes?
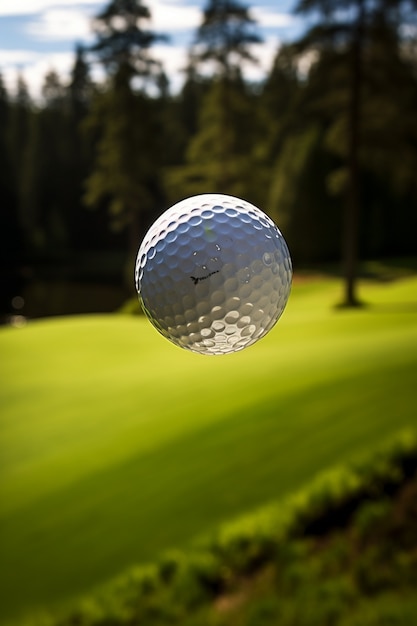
[135,194,292,355]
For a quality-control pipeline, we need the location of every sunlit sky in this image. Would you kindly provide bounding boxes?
[0,0,306,98]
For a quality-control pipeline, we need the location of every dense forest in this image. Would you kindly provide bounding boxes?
[1,0,417,320]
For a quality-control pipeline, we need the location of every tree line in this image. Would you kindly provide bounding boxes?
[1,0,416,318]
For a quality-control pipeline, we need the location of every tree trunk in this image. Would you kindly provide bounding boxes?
[343,0,365,306]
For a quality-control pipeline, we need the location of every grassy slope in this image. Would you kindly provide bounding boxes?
[1,275,416,622]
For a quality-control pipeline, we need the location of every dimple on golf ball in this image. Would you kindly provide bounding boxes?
[135,194,292,355]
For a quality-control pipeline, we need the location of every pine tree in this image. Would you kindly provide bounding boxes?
[84,0,168,259]
[90,0,166,80]
[294,0,417,305]
[66,46,96,251]
[191,0,262,80]
[19,71,71,255]
[0,74,22,318]
[166,0,264,204]
[69,45,94,122]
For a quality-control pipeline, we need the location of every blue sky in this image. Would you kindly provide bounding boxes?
[0,0,305,98]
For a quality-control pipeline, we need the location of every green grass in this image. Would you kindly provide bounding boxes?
[1,274,416,623]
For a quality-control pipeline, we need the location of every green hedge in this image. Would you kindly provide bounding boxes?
[17,429,417,626]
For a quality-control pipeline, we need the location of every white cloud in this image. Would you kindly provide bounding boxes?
[1,50,76,98]
[152,41,188,91]
[0,1,291,97]
[17,1,200,46]
[148,0,201,31]
[0,49,41,65]
[0,49,41,94]
[0,0,102,17]
[26,8,93,41]
[0,0,201,25]
[252,7,295,29]
[297,49,318,77]
[240,35,280,82]
[153,41,187,74]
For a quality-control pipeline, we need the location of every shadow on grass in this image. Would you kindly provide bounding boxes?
[333,301,417,313]
[368,301,417,314]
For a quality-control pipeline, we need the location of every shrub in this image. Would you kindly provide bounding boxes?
[16,429,417,626]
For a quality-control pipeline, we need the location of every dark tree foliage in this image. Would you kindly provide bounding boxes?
[69,45,94,120]
[165,0,265,204]
[66,48,97,251]
[293,0,417,305]
[191,0,263,79]
[1,0,416,318]
[166,76,265,202]
[7,75,31,225]
[85,0,169,267]
[91,0,167,80]
[0,74,22,319]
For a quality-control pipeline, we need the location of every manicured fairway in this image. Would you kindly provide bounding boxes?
[1,275,416,622]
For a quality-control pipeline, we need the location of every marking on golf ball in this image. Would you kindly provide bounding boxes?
[135,193,292,355]
[191,270,219,285]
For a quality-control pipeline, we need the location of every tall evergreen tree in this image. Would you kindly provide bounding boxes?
[19,71,70,254]
[90,0,166,80]
[0,73,13,207]
[166,0,264,203]
[191,0,262,80]
[8,75,32,234]
[294,0,417,305]
[84,0,168,258]
[69,45,94,121]
[167,77,264,200]
[0,74,22,318]
[67,46,97,251]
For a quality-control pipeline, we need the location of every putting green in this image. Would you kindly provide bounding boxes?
[1,275,416,622]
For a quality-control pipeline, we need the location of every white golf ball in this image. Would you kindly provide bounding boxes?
[135,194,292,355]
